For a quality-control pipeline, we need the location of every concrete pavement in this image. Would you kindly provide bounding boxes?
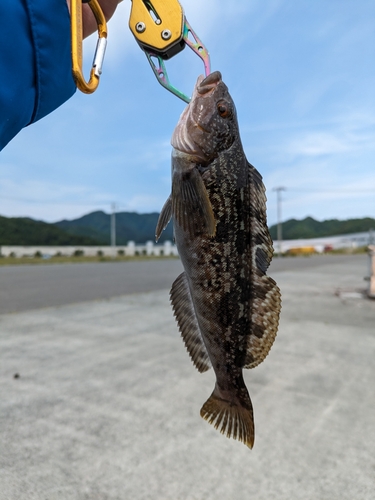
[0,255,374,499]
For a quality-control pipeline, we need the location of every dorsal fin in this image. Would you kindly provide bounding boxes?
[244,162,281,369]
[170,272,211,373]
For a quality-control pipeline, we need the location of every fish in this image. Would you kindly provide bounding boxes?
[156,71,281,448]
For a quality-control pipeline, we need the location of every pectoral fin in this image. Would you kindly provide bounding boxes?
[172,168,216,238]
[170,272,211,373]
[155,196,172,242]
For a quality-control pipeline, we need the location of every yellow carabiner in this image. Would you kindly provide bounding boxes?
[71,0,108,94]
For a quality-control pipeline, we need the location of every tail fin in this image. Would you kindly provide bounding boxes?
[200,389,254,448]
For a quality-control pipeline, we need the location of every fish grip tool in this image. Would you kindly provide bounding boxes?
[71,0,108,94]
[129,0,211,103]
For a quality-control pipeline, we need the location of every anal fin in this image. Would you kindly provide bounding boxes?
[170,272,211,373]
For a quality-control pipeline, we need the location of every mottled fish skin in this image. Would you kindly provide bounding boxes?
[156,71,281,448]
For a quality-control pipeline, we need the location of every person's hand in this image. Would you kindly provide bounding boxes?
[66,0,121,39]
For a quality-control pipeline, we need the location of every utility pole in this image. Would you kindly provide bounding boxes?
[273,187,286,255]
[111,202,116,257]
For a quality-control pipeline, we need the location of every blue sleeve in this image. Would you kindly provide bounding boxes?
[0,0,76,151]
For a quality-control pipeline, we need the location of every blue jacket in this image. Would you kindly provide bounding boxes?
[0,0,76,150]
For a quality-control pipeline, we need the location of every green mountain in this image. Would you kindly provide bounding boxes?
[269,216,375,240]
[0,211,173,246]
[54,210,174,244]
[2,212,374,246]
[0,216,100,245]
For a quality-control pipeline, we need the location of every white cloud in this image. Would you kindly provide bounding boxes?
[0,178,114,222]
[120,193,167,213]
[284,117,375,159]
[264,155,375,225]
[286,132,352,157]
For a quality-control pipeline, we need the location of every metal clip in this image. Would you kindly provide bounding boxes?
[182,18,211,81]
[144,18,211,103]
[129,0,210,103]
[71,0,108,94]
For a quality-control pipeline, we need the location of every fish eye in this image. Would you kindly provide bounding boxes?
[217,102,230,118]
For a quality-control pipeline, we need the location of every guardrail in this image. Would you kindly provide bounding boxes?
[0,241,178,258]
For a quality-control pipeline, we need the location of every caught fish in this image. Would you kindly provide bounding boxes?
[156,71,281,448]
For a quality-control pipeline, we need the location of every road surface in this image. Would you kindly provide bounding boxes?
[0,254,367,314]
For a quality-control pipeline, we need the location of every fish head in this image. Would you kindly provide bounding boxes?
[171,71,239,164]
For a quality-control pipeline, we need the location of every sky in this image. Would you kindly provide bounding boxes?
[1,0,374,226]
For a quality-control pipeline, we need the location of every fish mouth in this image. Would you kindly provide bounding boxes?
[197,71,222,96]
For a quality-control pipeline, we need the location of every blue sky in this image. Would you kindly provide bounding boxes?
[1,0,374,226]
